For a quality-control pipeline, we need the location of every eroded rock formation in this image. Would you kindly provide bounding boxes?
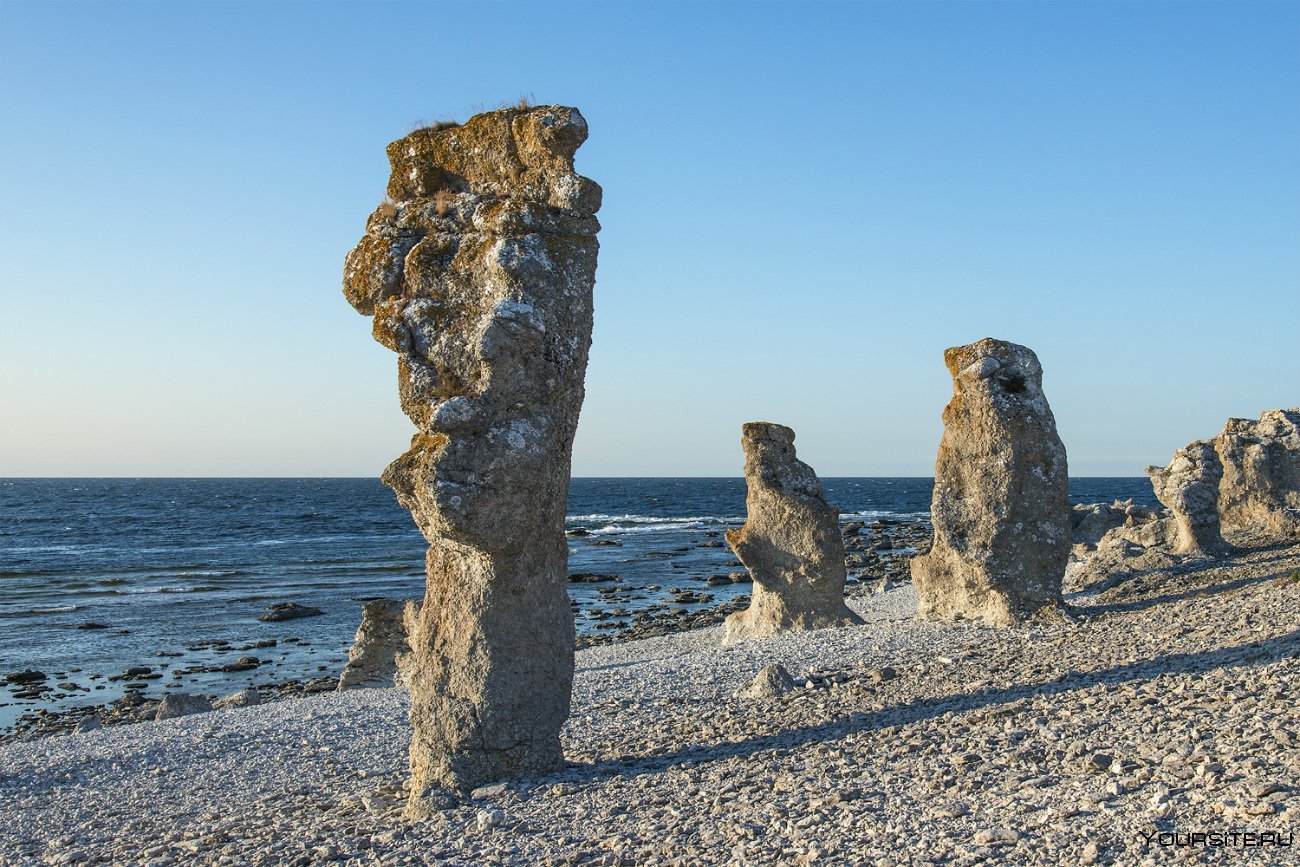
[1146,441,1229,556]
[337,600,413,691]
[722,423,862,644]
[343,105,600,797]
[911,339,1070,626]
[1214,408,1300,539]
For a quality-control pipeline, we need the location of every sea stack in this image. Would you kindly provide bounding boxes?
[1213,408,1300,539]
[337,600,411,691]
[723,423,863,644]
[1146,441,1229,555]
[342,106,600,798]
[911,338,1070,626]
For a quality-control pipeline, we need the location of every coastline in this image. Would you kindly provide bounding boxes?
[2,515,932,743]
[2,532,1295,865]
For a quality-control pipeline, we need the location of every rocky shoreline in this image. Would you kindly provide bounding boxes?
[1,529,1295,865]
[1,518,932,744]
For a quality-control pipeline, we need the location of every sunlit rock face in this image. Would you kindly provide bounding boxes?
[1213,408,1300,539]
[911,338,1070,627]
[337,600,412,691]
[1146,441,1229,556]
[343,105,600,798]
[722,423,863,644]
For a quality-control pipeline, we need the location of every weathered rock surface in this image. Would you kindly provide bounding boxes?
[735,664,796,699]
[1214,407,1300,538]
[722,423,862,644]
[337,600,413,691]
[344,105,600,796]
[213,688,261,710]
[154,693,212,721]
[911,339,1070,626]
[1146,441,1229,556]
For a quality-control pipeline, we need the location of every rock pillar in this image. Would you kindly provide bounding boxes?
[1146,441,1229,555]
[723,423,863,644]
[911,338,1070,626]
[343,106,600,797]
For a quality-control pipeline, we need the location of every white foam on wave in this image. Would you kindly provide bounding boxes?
[569,513,740,526]
[588,521,720,536]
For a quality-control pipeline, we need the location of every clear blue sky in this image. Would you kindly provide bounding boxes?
[1,1,1296,477]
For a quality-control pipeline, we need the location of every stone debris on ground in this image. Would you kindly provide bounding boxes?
[2,532,1296,866]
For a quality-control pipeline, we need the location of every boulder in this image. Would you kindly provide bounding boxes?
[344,105,600,798]
[338,599,413,690]
[257,602,324,622]
[1146,441,1229,555]
[1213,408,1300,538]
[735,664,796,699]
[154,693,212,721]
[1070,501,1129,548]
[213,688,261,710]
[722,423,862,644]
[911,338,1070,626]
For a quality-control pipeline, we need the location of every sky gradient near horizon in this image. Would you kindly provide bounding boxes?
[1,1,1297,477]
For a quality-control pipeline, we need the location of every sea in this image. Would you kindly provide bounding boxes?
[0,477,1158,731]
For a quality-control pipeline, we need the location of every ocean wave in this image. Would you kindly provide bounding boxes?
[114,586,222,595]
[27,605,78,614]
[173,570,245,578]
[569,513,740,526]
[588,521,721,535]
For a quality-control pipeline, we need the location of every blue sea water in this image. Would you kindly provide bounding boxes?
[0,477,1157,731]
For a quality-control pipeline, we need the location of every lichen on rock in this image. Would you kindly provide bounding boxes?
[722,423,862,644]
[343,105,600,798]
[910,338,1070,626]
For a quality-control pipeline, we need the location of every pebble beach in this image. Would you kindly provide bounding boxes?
[2,531,1295,866]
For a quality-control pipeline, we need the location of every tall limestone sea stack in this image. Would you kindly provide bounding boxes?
[723,423,862,644]
[911,339,1070,626]
[342,105,601,798]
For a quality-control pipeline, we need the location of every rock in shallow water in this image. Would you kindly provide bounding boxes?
[257,602,325,622]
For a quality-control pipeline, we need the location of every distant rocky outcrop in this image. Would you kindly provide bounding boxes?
[722,423,862,644]
[1146,441,1229,556]
[1214,408,1300,539]
[911,339,1070,626]
[338,600,413,691]
[344,105,600,799]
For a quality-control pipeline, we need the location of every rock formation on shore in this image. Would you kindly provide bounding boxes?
[1146,441,1229,556]
[722,423,862,644]
[911,339,1070,626]
[343,105,600,798]
[337,600,412,691]
[1214,407,1300,539]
